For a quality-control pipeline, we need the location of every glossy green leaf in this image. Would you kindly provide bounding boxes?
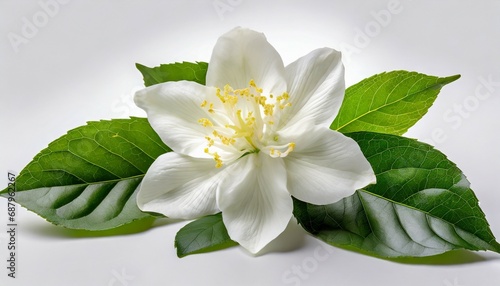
[0,117,170,230]
[175,213,238,257]
[294,131,500,258]
[136,61,208,87]
[330,71,460,135]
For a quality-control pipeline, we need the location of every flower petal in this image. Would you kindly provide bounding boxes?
[206,27,287,95]
[283,126,376,205]
[134,81,216,158]
[137,152,224,219]
[280,48,345,129]
[217,152,293,254]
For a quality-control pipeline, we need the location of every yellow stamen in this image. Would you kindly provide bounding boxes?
[269,142,296,158]
[208,103,215,114]
[198,118,213,127]
[198,80,296,168]
[204,136,214,147]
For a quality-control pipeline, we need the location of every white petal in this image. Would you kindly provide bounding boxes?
[206,27,287,95]
[280,48,345,129]
[137,152,224,219]
[217,153,293,254]
[283,126,376,205]
[134,81,216,158]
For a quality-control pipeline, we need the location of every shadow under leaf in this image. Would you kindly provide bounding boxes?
[388,249,488,265]
[25,216,180,238]
[329,243,495,265]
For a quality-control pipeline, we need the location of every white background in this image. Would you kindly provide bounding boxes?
[1,0,500,285]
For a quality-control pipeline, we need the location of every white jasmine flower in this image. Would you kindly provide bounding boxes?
[134,28,375,253]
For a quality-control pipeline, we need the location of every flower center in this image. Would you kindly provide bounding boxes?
[199,80,295,168]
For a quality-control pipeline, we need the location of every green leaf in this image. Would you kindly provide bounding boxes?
[330,71,460,135]
[1,117,171,230]
[175,213,238,257]
[293,131,500,258]
[136,61,208,87]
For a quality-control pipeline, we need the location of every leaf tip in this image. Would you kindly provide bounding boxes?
[135,62,146,69]
[0,188,8,196]
[491,240,500,254]
[443,74,461,84]
[174,240,187,258]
